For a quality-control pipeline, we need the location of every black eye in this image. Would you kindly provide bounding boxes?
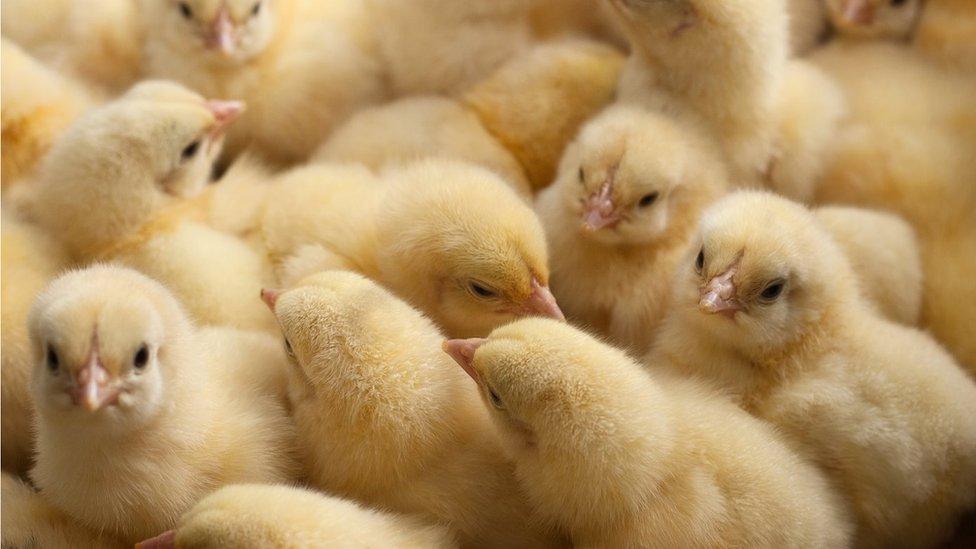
[251,1,262,16]
[488,387,505,409]
[760,280,786,302]
[578,166,585,183]
[890,0,907,6]
[469,282,496,299]
[284,338,294,357]
[181,140,200,161]
[695,248,704,274]
[46,345,60,373]
[638,192,659,208]
[133,344,150,370]
[179,2,193,18]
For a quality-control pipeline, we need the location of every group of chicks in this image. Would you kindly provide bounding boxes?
[1,0,975,547]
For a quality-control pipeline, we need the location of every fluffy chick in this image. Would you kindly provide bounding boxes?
[825,0,923,40]
[24,80,276,332]
[1,38,95,188]
[28,266,297,545]
[814,205,922,325]
[2,472,122,548]
[315,96,532,200]
[263,271,559,547]
[914,0,976,72]
[264,159,564,338]
[1,212,68,476]
[651,191,976,547]
[136,484,456,549]
[141,0,385,164]
[444,318,851,547]
[535,104,727,353]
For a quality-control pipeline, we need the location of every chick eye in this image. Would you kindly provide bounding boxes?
[178,2,193,19]
[578,166,585,183]
[181,140,200,161]
[637,192,659,208]
[487,387,505,410]
[469,282,497,299]
[284,338,294,358]
[46,345,60,374]
[759,279,786,302]
[890,0,906,6]
[695,248,704,275]
[251,1,262,15]
[133,343,150,370]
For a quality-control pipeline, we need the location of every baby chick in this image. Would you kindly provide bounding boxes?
[1,212,67,476]
[1,38,95,188]
[651,191,976,547]
[814,205,922,325]
[264,158,564,338]
[825,0,923,40]
[141,0,385,164]
[137,484,456,549]
[2,472,121,548]
[263,271,559,547]
[28,266,298,544]
[24,80,276,332]
[315,96,532,200]
[444,318,851,547]
[535,104,727,353]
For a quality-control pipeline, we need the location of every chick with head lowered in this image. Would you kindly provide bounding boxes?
[262,271,562,548]
[650,191,976,548]
[28,266,298,545]
[264,158,564,338]
[443,318,851,548]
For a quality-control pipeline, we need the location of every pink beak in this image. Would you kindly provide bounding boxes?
[581,179,620,232]
[260,288,280,310]
[206,99,245,135]
[523,278,565,321]
[136,530,176,549]
[841,0,874,25]
[443,338,486,383]
[699,267,741,318]
[206,7,236,55]
[71,342,116,412]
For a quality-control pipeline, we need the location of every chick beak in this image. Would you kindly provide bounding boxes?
[841,0,874,25]
[260,288,281,311]
[581,179,620,232]
[442,339,486,383]
[72,348,115,412]
[699,267,742,318]
[207,7,236,56]
[206,99,245,138]
[136,530,176,549]
[523,278,565,321]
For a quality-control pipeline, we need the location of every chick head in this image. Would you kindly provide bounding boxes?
[555,106,727,246]
[826,0,922,39]
[444,318,658,458]
[674,191,858,354]
[147,0,277,64]
[379,160,564,338]
[28,266,193,434]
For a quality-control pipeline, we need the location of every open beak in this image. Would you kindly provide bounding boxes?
[523,278,565,321]
[71,345,117,412]
[206,7,236,56]
[841,0,874,25]
[581,179,620,232]
[206,99,245,138]
[136,530,176,549]
[699,267,741,318]
[443,338,486,383]
[260,288,281,311]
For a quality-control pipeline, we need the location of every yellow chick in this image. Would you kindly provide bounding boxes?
[23,80,276,332]
[2,472,122,548]
[825,0,923,40]
[262,271,560,548]
[28,265,298,545]
[814,205,922,325]
[535,104,727,353]
[914,0,976,72]
[651,191,976,547]
[1,38,95,189]
[1,212,68,477]
[367,0,537,96]
[136,484,456,549]
[529,0,626,47]
[263,159,564,338]
[140,0,385,164]
[444,318,851,547]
